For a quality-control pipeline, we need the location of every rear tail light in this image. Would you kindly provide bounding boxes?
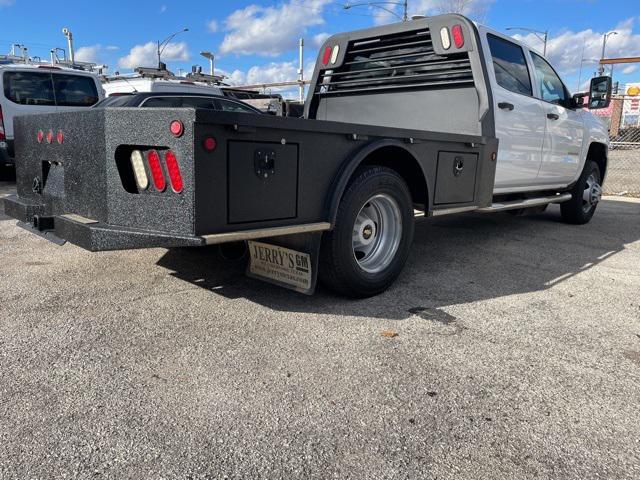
[452,25,465,48]
[0,105,5,141]
[440,27,451,50]
[146,150,166,191]
[164,151,183,193]
[37,130,44,143]
[322,46,332,66]
[46,130,54,144]
[331,45,340,64]
[56,130,64,144]
[130,150,149,190]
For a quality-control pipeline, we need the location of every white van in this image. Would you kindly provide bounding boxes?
[102,77,224,97]
[0,64,104,165]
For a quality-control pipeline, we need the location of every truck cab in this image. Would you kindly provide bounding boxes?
[476,26,609,194]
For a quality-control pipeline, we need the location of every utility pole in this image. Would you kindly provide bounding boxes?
[298,38,305,103]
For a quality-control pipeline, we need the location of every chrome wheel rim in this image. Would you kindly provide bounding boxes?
[582,173,602,213]
[352,194,402,274]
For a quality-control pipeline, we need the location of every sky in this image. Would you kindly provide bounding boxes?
[0,0,638,97]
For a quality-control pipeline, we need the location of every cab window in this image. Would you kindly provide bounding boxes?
[217,99,258,114]
[487,34,532,96]
[53,74,99,106]
[3,71,55,106]
[181,97,217,109]
[531,52,567,106]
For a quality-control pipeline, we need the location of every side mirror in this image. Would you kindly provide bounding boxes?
[588,76,612,110]
[571,93,586,109]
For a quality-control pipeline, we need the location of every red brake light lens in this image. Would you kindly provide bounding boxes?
[56,130,64,144]
[170,120,184,137]
[203,137,217,152]
[164,151,183,193]
[322,46,332,66]
[36,130,44,143]
[452,25,465,48]
[0,106,5,141]
[46,130,54,144]
[146,150,166,191]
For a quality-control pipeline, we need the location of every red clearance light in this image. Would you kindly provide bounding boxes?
[452,25,465,48]
[164,151,183,193]
[56,130,64,144]
[203,137,217,152]
[170,120,184,137]
[147,150,166,191]
[0,105,5,141]
[322,46,332,66]
[46,130,54,144]
[37,130,44,143]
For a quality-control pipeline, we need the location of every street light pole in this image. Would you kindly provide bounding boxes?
[343,1,408,21]
[157,28,189,69]
[506,27,548,56]
[598,31,618,76]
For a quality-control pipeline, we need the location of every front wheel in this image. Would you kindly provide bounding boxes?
[319,166,415,298]
[560,160,602,225]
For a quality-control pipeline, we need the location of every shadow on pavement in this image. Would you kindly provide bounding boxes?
[156,200,640,320]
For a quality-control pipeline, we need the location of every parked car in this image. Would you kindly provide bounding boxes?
[6,14,611,297]
[93,92,263,114]
[0,63,103,166]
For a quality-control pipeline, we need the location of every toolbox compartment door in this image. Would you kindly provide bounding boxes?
[434,151,479,205]
[228,141,299,223]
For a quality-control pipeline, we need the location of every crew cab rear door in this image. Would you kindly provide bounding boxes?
[529,52,584,184]
[485,33,546,191]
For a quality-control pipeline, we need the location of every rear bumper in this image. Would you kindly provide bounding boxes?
[4,194,205,251]
[0,140,14,165]
[5,194,331,252]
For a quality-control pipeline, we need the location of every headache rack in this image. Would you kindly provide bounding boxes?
[316,28,474,96]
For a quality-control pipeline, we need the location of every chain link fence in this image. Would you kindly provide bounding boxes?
[597,95,640,196]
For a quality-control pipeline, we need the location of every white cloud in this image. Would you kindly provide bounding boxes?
[312,32,331,48]
[207,19,219,33]
[219,0,332,56]
[105,45,119,51]
[0,0,14,6]
[622,65,638,75]
[513,18,640,78]
[118,41,190,69]
[75,45,102,63]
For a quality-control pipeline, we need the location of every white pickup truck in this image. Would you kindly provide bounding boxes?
[6,15,613,297]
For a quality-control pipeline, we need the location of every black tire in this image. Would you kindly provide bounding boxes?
[560,160,602,225]
[319,166,415,298]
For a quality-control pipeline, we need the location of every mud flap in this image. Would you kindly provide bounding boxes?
[246,232,322,295]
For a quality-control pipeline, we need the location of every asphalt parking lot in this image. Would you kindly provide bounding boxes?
[1,181,639,479]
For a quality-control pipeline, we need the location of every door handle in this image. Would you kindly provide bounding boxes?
[498,102,514,111]
[547,113,560,120]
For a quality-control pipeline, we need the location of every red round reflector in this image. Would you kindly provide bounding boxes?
[46,130,54,144]
[170,120,184,137]
[146,150,166,191]
[164,151,183,193]
[203,137,217,152]
[56,130,64,144]
[322,46,332,66]
[452,25,465,48]
[37,130,44,143]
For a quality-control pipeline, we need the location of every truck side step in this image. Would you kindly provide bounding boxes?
[478,193,572,213]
